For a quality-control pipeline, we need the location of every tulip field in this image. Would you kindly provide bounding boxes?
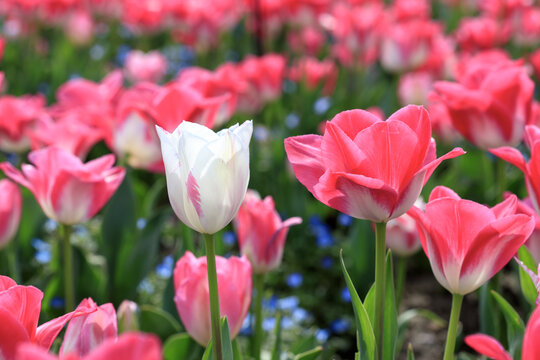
[2,0,540,359]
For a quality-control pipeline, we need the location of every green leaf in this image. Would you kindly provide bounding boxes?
[220,317,234,360]
[407,344,415,360]
[517,246,538,306]
[202,340,213,360]
[232,340,243,360]
[364,252,398,360]
[490,290,525,358]
[271,313,282,360]
[290,335,317,355]
[294,346,323,360]
[339,250,376,360]
[139,305,182,341]
[163,333,193,360]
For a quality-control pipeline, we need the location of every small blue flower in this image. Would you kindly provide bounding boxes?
[337,213,353,227]
[90,44,105,61]
[137,279,155,294]
[292,308,309,322]
[321,256,333,269]
[316,232,334,248]
[277,296,299,311]
[314,97,331,115]
[136,218,147,230]
[44,219,58,233]
[341,287,351,302]
[263,295,278,311]
[35,250,51,264]
[254,125,270,142]
[330,318,350,333]
[240,314,252,335]
[285,113,300,129]
[281,316,294,329]
[50,297,65,310]
[222,231,236,246]
[156,255,174,278]
[262,317,276,332]
[286,273,303,288]
[315,329,330,342]
[115,44,131,66]
[6,153,18,166]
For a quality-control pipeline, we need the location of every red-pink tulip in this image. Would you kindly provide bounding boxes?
[284,105,464,223]
[465,305,540,360]
[173,251,252,345]
[124,50,168,84]
[0,147,125,225]
[491,125,540,214]
[288,57,338,95]
[465,334,512,360]
[234,190,302,273]
[386,197,424,256]
[0,94,46,152]
[408,186,535,295]
[506,193,540,263]
[0,180,21,249]
[433,57,534,149]
[0,275,97,360]
[60,299,117,358]
[397,71,434,106]
[16,332,162,360]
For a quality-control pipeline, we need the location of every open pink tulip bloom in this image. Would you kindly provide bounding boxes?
[408,186,535,295]
[284,105,465,222]
[234,190,302,273]
[173,251,252,346]
[0,146,125,225]
[0,276,97,360]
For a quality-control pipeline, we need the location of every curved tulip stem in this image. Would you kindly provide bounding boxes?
[6,241,20,283]
[443,293,464,360]
[61,224,75,311]
[374,221,387,360]
[253,273,265,360]
[204,233,223,360]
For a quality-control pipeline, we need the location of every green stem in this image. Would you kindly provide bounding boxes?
[204,233,222,360]
[395,256,408,308]
[6,240,20,283]
[61,224,75,311]
[253,273,265,360]
[495,158,506,204]
[374,221,387,360]
[443,294,464,360]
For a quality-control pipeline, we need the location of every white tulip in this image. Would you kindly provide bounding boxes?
[156,120,253,234]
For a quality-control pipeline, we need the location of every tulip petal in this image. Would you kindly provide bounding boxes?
[428,186,461,201]
[321,121,365,172]
[0,307,31,360]
[491,194,518,219]
[465,334,511,360]
[418,147,466,186]
[15,343,57,360]
[0,275,16,291]
[85,333,162,360]
[0,285,43,340]
[284,135,325,193]
[523,306,540,360]
[489,147,527,173]
[459,214,534,294]
[330,109,381,139]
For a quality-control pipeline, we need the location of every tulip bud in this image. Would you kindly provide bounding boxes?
[117,300,140,333]
[0,180,22,249]
[156,120,252,234]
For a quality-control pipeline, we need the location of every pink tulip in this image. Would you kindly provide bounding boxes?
[408,186,535,295]
[60,299,117,358]
[456,17,509,52]
[433,57,534,149]
[288,57,338,95]
[465,334,512,360]
[234,190,302,273]
[491,125,540,215]
[173,251,252,345]
[397,71,434,106]
[0,147,125,225]
[465,305,540,360]
[0,94,46,152]
[16,332,162,360]
[386,198,424,256]
[0,275,97,360]
[0,180,21,249]
[284,105,464,223]
[505,193,540,263]
[124,50,168,84]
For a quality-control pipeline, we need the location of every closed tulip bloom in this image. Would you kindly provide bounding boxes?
[0,276,97,360]
[156,120,252,234]
[173,251,252,346]
[408,186,535,295]
[234,190,302,273]
[16,332,162,360]
[60,299,117,358]
[0,147,125,225]
[433,58,534,149]
[0,180,21,249]
[386,197,424,256]
[124,50,168,84]
[284,105,464,223]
